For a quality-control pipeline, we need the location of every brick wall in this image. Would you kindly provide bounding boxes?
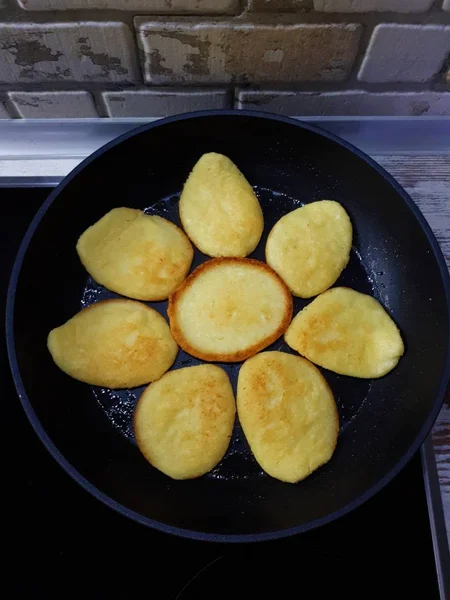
[0,0,448,118]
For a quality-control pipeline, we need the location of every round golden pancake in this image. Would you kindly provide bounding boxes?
[168,258,293,362]
[134,365,236,480]
[47,299,178,388]
[179,152,264,257]
[76,207,193,301]
[237,351,338,483]
[266,200,352,298]
[285,287,404,378]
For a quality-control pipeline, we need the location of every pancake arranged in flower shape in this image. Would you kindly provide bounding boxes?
[77,207,193,301]
[134,365,235,480]
[285,287,404,378]
[47,299,178,388]
[266,200,352,298]
[168,258,293,362]
[237,351,339,483]
[179,152,264,257]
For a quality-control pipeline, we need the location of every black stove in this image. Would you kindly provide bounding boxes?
[3,189,448,598]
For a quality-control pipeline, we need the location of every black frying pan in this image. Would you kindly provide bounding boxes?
[6,111,450,542]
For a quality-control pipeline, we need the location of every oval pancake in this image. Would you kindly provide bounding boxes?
[134,365,236,480]
[76,207,193,301]
[237,351,338,483]
[168,258,293,362]
[266,200,352,298]
[47,299,178,388]
[179,152,264,257]
[285,287,404,378]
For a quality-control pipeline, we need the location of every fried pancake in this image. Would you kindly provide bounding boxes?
[237,351,338,483]
[76,208,193,301]
[134,365,235,480]
[168,258,293,362]
[179,152,264,257]
[47,299,178,388]
[285,287,404,378]
[266,200,352,298]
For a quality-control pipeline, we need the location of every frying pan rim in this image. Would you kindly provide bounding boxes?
[6,109,450,543]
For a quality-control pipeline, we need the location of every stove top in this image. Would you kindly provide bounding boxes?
[2,188,446,598]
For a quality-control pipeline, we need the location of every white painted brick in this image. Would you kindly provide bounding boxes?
[249,1,312,11]
[17,0,238,12]
[0,102,11,118]
[102,88,230,117]
[314,0,433,12]
[136,20,361,84]
[236,89,450,116]
[8,91,98,118]
[0,22,139,83]
[358,24,450,83]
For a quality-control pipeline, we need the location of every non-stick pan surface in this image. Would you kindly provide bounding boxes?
[7,111,450,542]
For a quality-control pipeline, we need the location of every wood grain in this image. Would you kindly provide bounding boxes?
[375,154,450,538]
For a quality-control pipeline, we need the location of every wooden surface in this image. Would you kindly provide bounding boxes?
[375,155,450,539]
